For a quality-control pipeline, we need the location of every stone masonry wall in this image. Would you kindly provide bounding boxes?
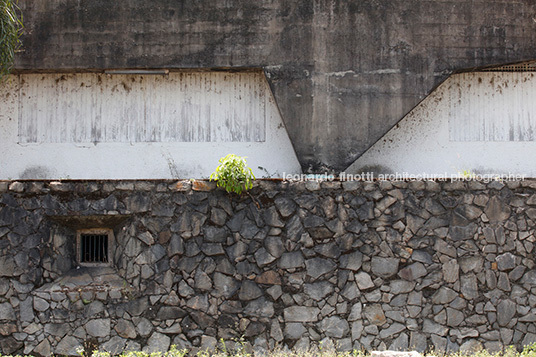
[1,179,536,355]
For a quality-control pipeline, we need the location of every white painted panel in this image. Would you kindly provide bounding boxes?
[449,72,536,141]
[346,72,536,177]
[0,72,301,179]
[18,72,266,143]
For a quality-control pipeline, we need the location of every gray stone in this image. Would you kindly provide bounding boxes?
[398,262,426,280]
[337,337,353,352]
[157,306,187,320]
[86,319,111,337]
[371,351,421,357]
[45,323,70,338]
[460,339,483,353]
[264,206,284,227]
[304,214,325,228]
[348,302,363,321]
[115,320,137,339]
[379,323,405,339]
[306,258,336,279]
[178,280,195,298]
[55,336,81,356]
[319,316,349,338]
[240,219,260,239]
[496,252,516,271]
[340,251,363,271]
[284,306,320,322]
[497,299,516,326]
[434,239,457,258]
[267,285,283,300]
[484,196,511,222]
[363,304,386,325]
[351,321,364,341]
[210,208,228,226]
[136,318,153,337]
[389,333,410,351]
[199,335,217,351]
[254,248,276,267]
[86,300,104,316]
[33,339,52,357]
[203,226,228,242]
[144,332,171,353]
[446,308,464,327]
[483,227,496,243]
[239,280,263,301]
[0,302,16,320]
[201,243,225,256]
[315,242,341,258]
[371,257,399,278]
[509,266,526,281]
[497,272,511,291]
[460,274,479,299]
[522,333,536,347]
[264,236,284,258]
[355,272,375,290]
[284,322,307,340]
[101,336,126,355]
[194,270,213,290]
[274,197,296,217]
[431,335,447,353]
[390,280,415,294]
[271,320,284,342]
[278,251,304,269]
[138,231,155,245]
[449,223,478,241]
[423,319,448,336]
[341,281,359,300]
[304,281,334,301]
[213,272,240,298]
[442,260,459,283]
[409,332,427,353]
[432,287,458,304]
[169,234,184,256]
[244,297,274,318]
[186,295,209,310]
[33,296,50,312]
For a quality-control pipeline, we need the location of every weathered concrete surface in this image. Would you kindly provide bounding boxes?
[346,72,536,177]
[0,72,301,179]
[14,1,536,172]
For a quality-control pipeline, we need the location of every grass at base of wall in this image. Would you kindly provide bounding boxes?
[3,344,536,357]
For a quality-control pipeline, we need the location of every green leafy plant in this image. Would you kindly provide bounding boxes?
[0,0,24,80]
[210,154,255,195]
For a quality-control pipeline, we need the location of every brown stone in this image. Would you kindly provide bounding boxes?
[0,323,17,336]
[159,231,171,244]
[256,271,281,285]
[175,180,191,191]
[192,180,216,191]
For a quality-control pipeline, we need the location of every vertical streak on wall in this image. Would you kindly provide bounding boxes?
[18,72,267,143]
[449,72,536,142]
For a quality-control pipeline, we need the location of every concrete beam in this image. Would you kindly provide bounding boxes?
[14,0,536,172]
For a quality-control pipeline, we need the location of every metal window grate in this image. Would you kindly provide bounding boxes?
[80,234,109,263]
[481,61,536,72]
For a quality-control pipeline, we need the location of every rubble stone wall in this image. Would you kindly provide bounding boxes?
[1,179,536,355]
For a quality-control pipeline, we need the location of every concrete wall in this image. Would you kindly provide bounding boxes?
[0,72,301,179]
[13,0,536,172]
[1,179,536,355]
[346,72,536,177]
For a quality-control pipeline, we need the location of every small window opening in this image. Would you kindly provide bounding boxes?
[77,229,113,266]
[81,234,108,263]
